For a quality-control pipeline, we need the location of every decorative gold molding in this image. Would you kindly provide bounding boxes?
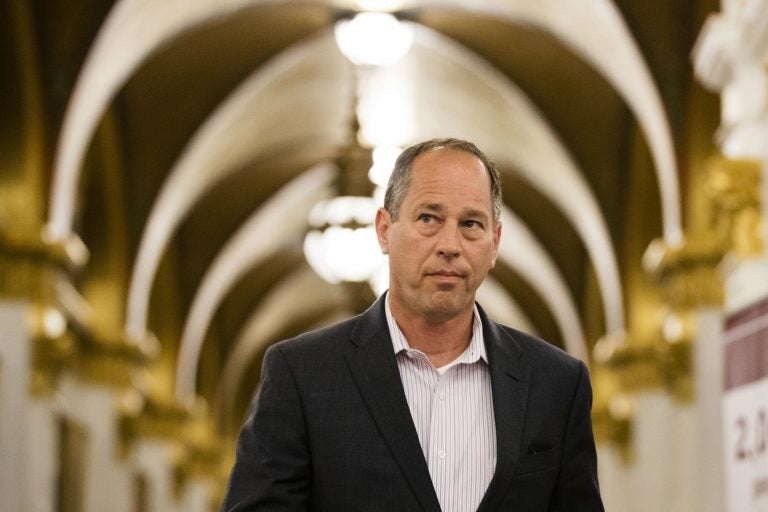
[0,226,89,302]
[590,365,634,462]
[643,236,725,309]
[118,392,194,456]
[595,338,663,391]
[633,230,726,405]
[28,304,76,396]
[172,418,230,505]
[592,310,694,462]
[74,331,156,390]
[593,309,694,403]
[30,323,156,397]
[118,392,228,501]
[703,156,763,257]
[592,404,633,463]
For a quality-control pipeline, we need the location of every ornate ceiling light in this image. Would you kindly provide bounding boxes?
[303,145,388,288]
[334,12,414,67]
[303,195,385,284]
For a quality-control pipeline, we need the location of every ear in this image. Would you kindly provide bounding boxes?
[375,208,392,254]
[489,220,502,268]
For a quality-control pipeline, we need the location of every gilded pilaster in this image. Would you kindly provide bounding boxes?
[609,156,764,402]
[28,304,76,395]
[118,392,194,455]
[1,226,89,395]
[591,234,722,456]
[0,226,88,302]
[74,331,157,390]
[591,362,634,462]
[119,392,228,500]
[643,237,725,310]
[630,237,725,401]
[702,156,763,257]
[173,416,231,505]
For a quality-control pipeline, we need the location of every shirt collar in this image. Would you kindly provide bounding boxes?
[384,293,488,364]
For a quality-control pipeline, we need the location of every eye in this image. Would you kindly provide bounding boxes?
[462,219,483,229]
[418,213,436,223]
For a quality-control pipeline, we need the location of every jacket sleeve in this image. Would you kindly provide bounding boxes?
[221,344,311,512]
[549,362,605,512]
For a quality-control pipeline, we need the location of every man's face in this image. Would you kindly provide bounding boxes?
[375,148,501,323]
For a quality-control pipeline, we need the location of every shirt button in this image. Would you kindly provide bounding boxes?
[438,450,446,460]
[438,392,446,401]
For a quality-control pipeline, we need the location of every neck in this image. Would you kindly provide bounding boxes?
[389,299,474,368]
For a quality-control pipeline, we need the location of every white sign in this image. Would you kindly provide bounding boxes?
[723,296,768,512]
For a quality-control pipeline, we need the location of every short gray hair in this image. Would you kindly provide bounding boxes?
[383,138,502,222]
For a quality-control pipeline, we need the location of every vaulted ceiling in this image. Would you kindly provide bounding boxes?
[2,0,719,436]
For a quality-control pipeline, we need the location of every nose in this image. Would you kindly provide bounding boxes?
[436,224,461,259]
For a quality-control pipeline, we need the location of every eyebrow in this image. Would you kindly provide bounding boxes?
[416,203,490,220]
[463,208,489,220]
[419,203,443,212]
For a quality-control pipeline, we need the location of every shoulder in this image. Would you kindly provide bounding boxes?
[488,321,593,411]
[490,320,587,376]
[269,295,389,360]
[268,314,361,359]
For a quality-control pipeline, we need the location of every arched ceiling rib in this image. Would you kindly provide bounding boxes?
[476,278,536,336]
[175,164,337,402]
[48,0,276,239]
[124,31,353,341]
[411,0,682,244]
[214,267,350,431]
[498,208,588,362]
[171,23,609,400]
[365,25,624,338]
[50,0,679,248]
[42,0,689,415]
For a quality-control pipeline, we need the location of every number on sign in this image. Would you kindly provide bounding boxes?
[734,408,768,461]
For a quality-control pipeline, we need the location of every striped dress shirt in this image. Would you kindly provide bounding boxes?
[385,296,497,512]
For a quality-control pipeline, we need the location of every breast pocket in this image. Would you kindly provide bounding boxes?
[515,444,560,476]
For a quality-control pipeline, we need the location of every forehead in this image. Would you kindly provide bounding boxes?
[405,148,493,211]
[410,148,488,179]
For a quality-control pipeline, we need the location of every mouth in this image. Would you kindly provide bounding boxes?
[427,270,465,283]
[430,270,463,277]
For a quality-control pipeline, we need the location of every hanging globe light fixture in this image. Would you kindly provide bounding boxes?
[303,195,386,284]
[334,11,414,67]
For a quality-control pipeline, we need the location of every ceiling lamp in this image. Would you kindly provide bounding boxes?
[303,196,386,284]
[334,12,414,66]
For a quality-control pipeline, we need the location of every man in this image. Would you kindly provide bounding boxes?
[222,138,604,511]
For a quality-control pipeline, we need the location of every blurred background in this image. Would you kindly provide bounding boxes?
[2,0,768,511]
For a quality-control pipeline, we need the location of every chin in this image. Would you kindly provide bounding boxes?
[423,293,472,319]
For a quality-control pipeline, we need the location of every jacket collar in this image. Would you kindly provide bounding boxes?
[344,295,532,512]
[476,304,532,512]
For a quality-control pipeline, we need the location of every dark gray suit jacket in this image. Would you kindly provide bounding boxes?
[222,295,604,511]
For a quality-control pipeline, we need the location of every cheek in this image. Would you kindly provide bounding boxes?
[471,248,497,273]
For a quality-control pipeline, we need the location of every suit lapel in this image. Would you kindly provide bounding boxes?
[477,309,532,512]
[343,297,442,512]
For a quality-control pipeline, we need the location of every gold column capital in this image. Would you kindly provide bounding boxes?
[74,330,157,389]
[28,304,77,395]
[702,156,763,257]
[643,236,725,309]
[593,311,694,403]
[172,418,231,504]
[119,392,228,499]
[590,363,634,462]
[0,225,89,269]
[118,392,196,454]
[0,225,89,301]
[591,327,690,463]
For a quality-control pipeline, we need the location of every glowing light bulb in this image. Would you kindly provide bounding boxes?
[334,12,414,66]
